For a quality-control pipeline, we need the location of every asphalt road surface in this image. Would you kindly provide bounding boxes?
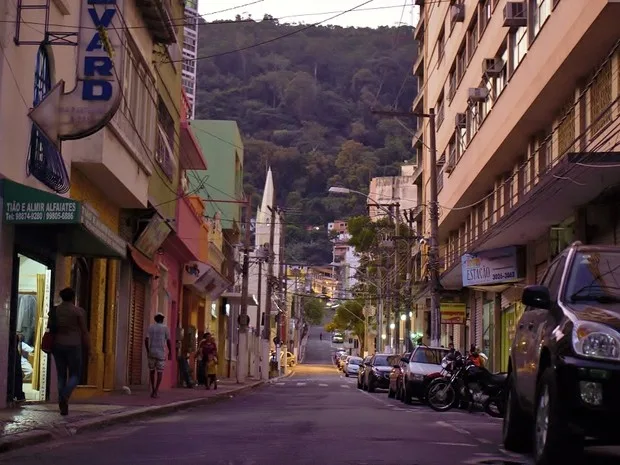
[1,326,619,465]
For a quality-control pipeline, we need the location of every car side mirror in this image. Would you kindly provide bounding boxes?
[522,285,551,310]
[400,357,409,364]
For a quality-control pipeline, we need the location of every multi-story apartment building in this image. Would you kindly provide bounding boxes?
[368,163,420,222]
[182,0,199,119]
[415,0,620,369]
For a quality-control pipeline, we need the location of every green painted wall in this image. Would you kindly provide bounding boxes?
[189,120,244,230]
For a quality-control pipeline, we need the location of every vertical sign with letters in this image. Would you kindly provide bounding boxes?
[28,0,125,146]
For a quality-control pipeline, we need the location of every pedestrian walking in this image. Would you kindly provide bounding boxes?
[48,287,90,416]
[145,313,171,398]
[199,332,218,390]
[320,332,323,341]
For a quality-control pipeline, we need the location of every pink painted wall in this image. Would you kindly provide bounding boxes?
[176,196,202,260]
[153,248,181,390]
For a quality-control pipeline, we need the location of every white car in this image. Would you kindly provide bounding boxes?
[400,346,450,404]
[344,356,363,377]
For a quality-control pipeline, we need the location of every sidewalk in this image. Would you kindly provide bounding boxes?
[0,377,268,453]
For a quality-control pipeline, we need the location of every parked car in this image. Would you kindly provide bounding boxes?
[332,332,344,344]
[401,346,450,404]
[357,356,372,389]
[344,356,363,377]
[388,352,410,399]
[503,242,620,464]
[359,354,400,392]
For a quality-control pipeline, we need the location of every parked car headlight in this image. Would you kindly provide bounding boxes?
[572,321,620,361]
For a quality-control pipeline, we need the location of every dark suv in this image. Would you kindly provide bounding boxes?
[503,242,620,464]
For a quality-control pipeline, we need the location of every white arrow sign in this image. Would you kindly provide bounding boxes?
[29,0,124,147]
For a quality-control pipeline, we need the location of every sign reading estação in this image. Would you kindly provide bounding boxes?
[28,0,125,146]
[461,246,522,287]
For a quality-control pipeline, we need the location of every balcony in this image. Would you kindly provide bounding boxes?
[411,204,424,222]
[413,12,424,42]
[70,126,150,209]
[180,121,207,170]
[411,163,423,186]
[412,88,424,114]
[135,0,177,44]
[413,51,424,78]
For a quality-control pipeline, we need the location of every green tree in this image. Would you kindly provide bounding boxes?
[302,298,325,325]
[325,300,368,353]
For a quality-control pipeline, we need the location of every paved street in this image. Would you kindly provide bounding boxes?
[1,327,619,465]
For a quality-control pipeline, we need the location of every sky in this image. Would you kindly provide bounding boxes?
[197,0,421,29]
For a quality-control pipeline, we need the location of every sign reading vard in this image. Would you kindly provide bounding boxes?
[28,0,124,147]
[461,246,521,287]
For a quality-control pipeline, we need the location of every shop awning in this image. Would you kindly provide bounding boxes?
[182,261,231,300]
[221,291,259,307]
[128,244,159,276]
[2,179,126,259]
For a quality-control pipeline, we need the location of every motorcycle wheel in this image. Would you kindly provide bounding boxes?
[427,380,457,412]
[484,395,505,418]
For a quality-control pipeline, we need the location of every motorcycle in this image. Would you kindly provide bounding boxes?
[426,351,507,417]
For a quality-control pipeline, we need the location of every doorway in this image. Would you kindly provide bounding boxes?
[9,253,53,402]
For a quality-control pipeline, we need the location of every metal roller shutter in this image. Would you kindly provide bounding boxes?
[501,287,522,309]
[128,278,146,386]
[473,293,483,349]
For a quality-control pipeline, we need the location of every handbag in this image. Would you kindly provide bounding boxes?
[41,305,57,354]
[41,331,55,354]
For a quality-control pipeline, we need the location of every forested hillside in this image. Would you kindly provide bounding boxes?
[195,17,418,264]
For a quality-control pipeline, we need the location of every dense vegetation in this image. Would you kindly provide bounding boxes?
[195,16,418,264]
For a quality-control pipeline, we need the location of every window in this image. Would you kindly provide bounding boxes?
[466,105,479,142]
[565,252,620,301]
[494,44,508,98]
[530,0,551,40]
[27,45,70,193]
[480,0,492,34]
[182,58,196,74]
[448,65,457,101]
[412,348,449,364]
[466,15,479,62]
[437,93,445,128]
[537,131,552,177]
[119,37,156,157]
[456,123,466,160]
[456,46,466,82]
[438,27,445,62]
[557,98,576,158]
[478,78,493,121]
[156,98,177,180]
[547,255,567,300]
[510,27,528,74]
[589,60,612,137]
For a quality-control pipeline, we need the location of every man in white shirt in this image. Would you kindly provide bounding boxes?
[144,313,171,398]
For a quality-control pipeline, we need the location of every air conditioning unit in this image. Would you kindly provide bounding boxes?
[468,87,490,102]
[445,147,457,174]
[455,112,467,128]
[503,2,527,28]
[180,172,190,194]
[482,58,504,77]
[451,4,465,24]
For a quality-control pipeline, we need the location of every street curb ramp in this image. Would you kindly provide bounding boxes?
[0,380,265,454]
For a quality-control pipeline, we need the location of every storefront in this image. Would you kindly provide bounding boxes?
[461,246,526,369]
[500,287,525,372]
[2,180,126,405]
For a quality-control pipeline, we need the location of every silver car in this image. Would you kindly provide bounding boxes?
[344,356,363,377]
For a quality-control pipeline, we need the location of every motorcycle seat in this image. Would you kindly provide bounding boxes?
[489,372,508,384]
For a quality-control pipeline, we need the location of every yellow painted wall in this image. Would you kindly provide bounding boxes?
[65,167,120,397]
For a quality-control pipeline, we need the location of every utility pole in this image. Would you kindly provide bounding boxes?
[377,264,384,352]
[264,206,277,342]
[404,208,415,351]
[237,198,252,384]
[393,203,401,353]
[276,212,286,373]
[371,108,441,347]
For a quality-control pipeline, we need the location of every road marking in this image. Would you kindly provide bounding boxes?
[340,385,350,389]
[319,383,328,387]
[275,382,285,386]
[436,420,471,436]
[296,382,307,386]
[430,442,477,447]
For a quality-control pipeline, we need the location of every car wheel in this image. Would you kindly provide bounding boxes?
[368,377,376,393]
[388,386,395,398]
[502,372,532,453]
[532,368,583,465]
[345,372,349,377]
[357,378,362,389]
[403,382,412,404]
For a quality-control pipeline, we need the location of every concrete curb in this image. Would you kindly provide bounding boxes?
[267,370,294,384]
[0,381,264,454]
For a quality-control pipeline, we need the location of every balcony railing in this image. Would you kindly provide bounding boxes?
[135,0,177,44]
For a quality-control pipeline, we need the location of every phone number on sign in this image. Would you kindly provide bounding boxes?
[45,211,74,221]
[492,271,516,280]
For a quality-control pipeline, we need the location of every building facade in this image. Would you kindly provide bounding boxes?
[368,163,419,222]
[0,0,201,406]
[417,0,620,369]
[182,0,199,119]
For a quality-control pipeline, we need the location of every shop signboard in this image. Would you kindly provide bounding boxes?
[134,214,172,259]
[440,302,466,325]
[28,0,125,147]
[80,204,126,258]
[461,246,522,287]
[3,180,80,223]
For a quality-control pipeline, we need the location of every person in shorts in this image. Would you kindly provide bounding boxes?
[144,313,171,398]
